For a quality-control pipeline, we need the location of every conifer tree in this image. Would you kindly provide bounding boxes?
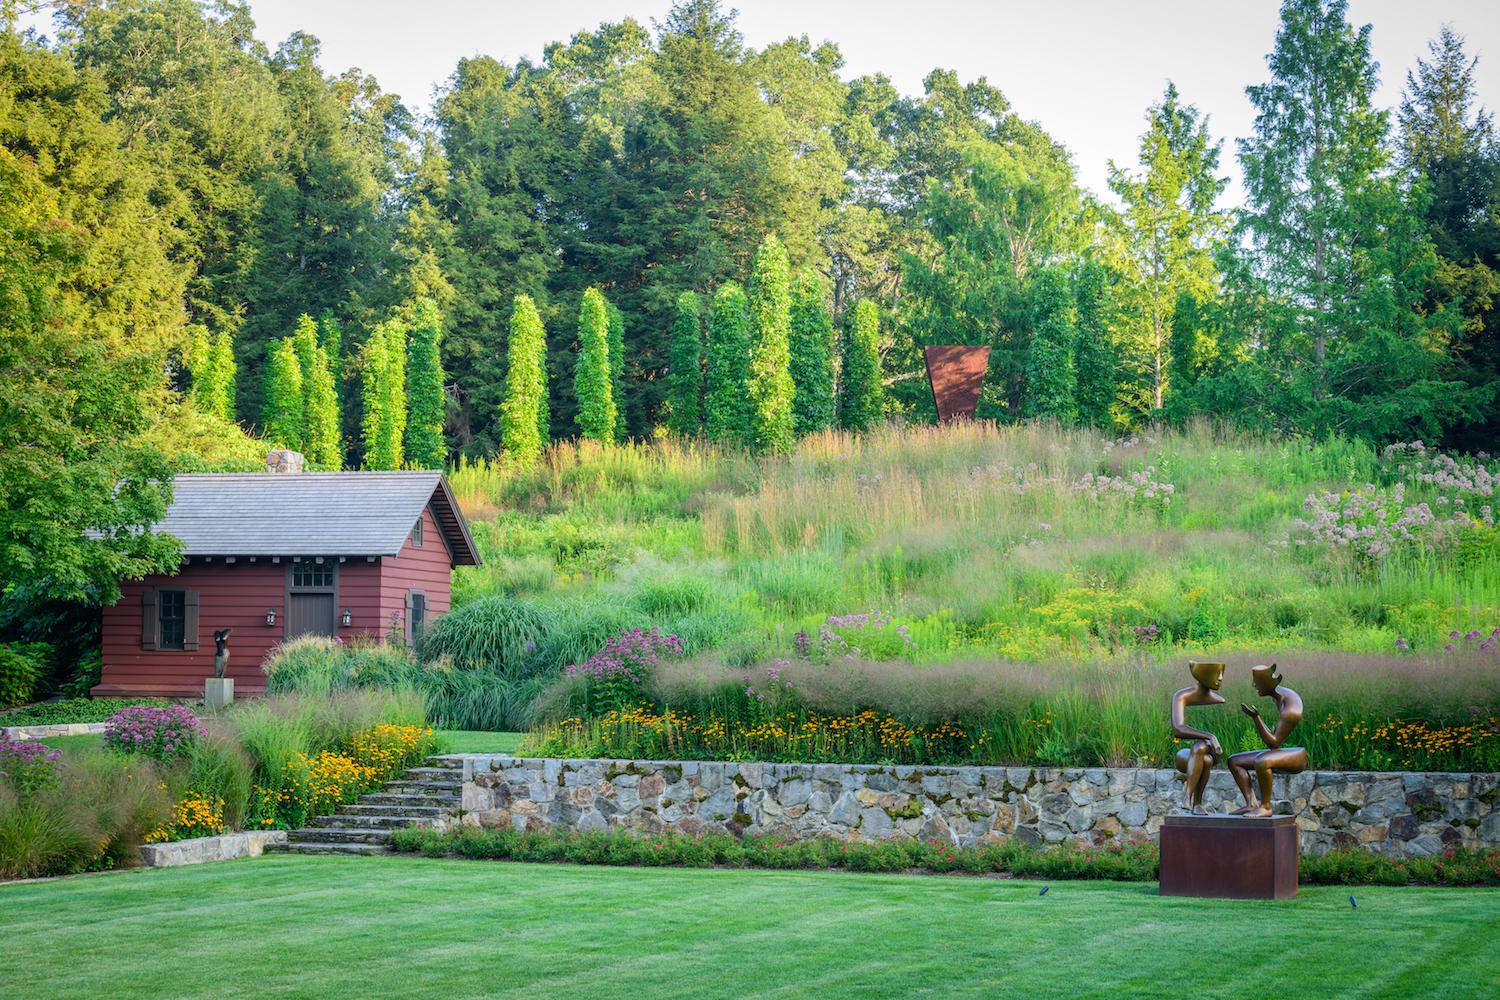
[574,288,616,444]
[262,338,304,447]
[838,300,883,432]
[788,269,834,436]
[705,282,752,446]
[1024,268,1078,422]
[1072,260,1117,428]
[501,294,548,461]
[303,344,341,469]
[747,235,795,453]
[606,301,627,442]
[405,298,446,469]
[667,291,704,437]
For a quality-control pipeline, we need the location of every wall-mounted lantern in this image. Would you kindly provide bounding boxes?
[341,608,353,628]
[265,607,278,627]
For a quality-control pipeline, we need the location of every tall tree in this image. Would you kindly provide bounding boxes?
[1398,25,1500,447]
[667,291,704,437]
[574,288,616,444]
[501,294,548,462]
[405,298,446,469]
[1023,268,1077,422]
[1106,84,1229,418]
[705,282,752,446]
[1238,0,1479,437]
[789,269,836,435]
[261,338,304,448]
[839,299,883,431]
[747,235,796,453]
[606,301,628,442]
[291,315,322,448]
[317,310,344,398]
[0,27,182,600]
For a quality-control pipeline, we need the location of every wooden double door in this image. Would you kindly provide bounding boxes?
[286,561,338,639]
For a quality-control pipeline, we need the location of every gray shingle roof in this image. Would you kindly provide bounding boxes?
[156,471,480,564]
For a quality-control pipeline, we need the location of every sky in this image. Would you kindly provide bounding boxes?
[23,1,1500,205]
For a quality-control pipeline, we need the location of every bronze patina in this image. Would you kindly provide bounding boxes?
[1228,664,1307,817]
[1171,660,1226,814]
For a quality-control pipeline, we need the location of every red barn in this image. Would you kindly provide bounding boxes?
[96,461,480,698]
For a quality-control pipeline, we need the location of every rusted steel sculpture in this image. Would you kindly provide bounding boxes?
[1229,664,1307,816]
[1170,660,1226,814]
[923,345,990,423]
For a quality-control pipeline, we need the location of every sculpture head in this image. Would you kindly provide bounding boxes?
[1188,660,1225,690]
[1251,663,1282,696]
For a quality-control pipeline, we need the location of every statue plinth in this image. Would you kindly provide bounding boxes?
[205,677,234,710]
[1159,814,1298,900]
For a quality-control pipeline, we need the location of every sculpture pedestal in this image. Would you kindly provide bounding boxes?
[205,677,234,711]
[1159,814,1298,900]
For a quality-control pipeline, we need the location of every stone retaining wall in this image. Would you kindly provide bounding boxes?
[1,722,106,741]
[452,756,1500,858]
[140,830,287,867]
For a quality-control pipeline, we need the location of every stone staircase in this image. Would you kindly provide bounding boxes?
[269,757,463,856]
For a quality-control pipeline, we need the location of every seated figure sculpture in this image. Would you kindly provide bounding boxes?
[1228,664,1307,817]
[1171,661,1226,813]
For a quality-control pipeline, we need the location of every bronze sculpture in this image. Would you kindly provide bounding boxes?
[213,628,232,680]
[1228,664,1306,817]
[1171,661,1225,814]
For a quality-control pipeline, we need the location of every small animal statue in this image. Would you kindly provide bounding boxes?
[213,628,232,680]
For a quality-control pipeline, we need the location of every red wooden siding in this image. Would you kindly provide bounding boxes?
[377,505,453,635]
[97,506,455,697]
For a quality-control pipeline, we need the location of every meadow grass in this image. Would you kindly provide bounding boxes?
[2,855,1496,999]
[447,422,1500,669]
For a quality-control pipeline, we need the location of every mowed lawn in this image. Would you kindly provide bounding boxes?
[4,856,1498,999]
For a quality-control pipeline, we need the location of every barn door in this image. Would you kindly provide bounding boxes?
[287,593,336,639]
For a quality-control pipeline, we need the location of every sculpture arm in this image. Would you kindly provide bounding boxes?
[1253,713,1280,748]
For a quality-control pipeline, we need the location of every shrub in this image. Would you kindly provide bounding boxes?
[104,705,205,762]
[0,739,62,795]
[0,643,44,707]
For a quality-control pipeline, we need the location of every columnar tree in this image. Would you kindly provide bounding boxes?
[302,343,341,469]
[574,288,616,444]
[1107,83,1229,418]
[1023,268,1077,422]
[362,319,407,470]
[405,298,446,469]
[317,310,343,399]
[262,338,304,447]
[186,326,212,400]
[291,315,322,447]
[501,294,548,461]
[667,291,704,437]
[789,268,835,435]
[747,235,795,453]
[207,331,237,421]
[838,299,883,431]
[705,281,752,446]
[1072,259,1116,427]
[606,301,627,442]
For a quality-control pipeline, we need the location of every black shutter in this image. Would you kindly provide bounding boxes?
[403,591,413,645]
[141,589,159,650]
[183,590,201,651]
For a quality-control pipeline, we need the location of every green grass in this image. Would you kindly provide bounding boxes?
[37,733,103,752]
[2,855,1497,998]
[435,730,524,754]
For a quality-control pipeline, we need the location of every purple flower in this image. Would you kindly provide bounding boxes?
[103,705,204,762]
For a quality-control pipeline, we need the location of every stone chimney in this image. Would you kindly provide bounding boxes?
[266,449,305,474]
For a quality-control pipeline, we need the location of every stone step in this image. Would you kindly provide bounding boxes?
[312,813,439,830]
[288,827,391,846]
[422,757,464,770]
[361,791,456,809]
[403,767,462,781]
[343,802,451,819]
[267,841,391,856]
[383,780,461,796]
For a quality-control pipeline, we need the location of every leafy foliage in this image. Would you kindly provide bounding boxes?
[405,298,447,470]
[666,291,704,437]
[746,235,795,454]
[788,269,835,435]
[574,289,617,444]
[501,295,548,461]
[705,282,752,445]
[838,300,883,431]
